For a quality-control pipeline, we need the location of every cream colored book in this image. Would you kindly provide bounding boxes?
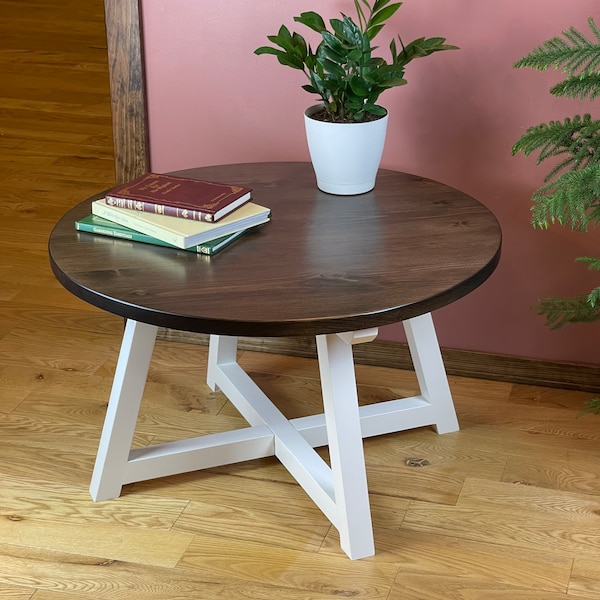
[91,198,270,249]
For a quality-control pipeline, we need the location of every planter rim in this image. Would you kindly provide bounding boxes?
[304,104,388,124]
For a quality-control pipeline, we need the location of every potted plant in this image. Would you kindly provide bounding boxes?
[512,17,600,414]
[255,0,457,195]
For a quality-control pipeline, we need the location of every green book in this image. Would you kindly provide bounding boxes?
[75,214,251,255]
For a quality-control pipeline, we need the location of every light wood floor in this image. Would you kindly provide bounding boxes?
[1,1,600,598]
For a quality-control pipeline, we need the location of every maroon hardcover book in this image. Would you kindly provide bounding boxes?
[104,172,252,222]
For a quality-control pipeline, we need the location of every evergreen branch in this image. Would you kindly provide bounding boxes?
[587,285,600,308]
[550,72,600,100]
[530,164,600,229]
[591,16,600,43]
[513,18,600,77]
[534,294,600,329]
[512,115,600,177]
[576,256,600,270]
[542,155,578,183]
[580,397,600,416]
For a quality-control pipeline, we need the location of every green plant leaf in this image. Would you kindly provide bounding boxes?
[319,43,348,65]
[349,75,371,96]
[291,32,308,59]
[254,46,281,56]
[364,103,388,115]
[274,24,294,47]
[348,48,364,62]
[301,84,319,94]
[366,24,385,40]
[372,0,397,11]
[319,57,347,78]
[321,30,346,52]
[254,46,306,70]
[370,3,401,28]
[294,11,327,34]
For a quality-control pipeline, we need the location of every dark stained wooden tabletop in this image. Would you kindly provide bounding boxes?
[48,162,502,337]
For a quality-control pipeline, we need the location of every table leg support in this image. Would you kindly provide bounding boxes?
[403,313,459,434]
[89,319,158,501]
[88,315,457,560]
[316,330,377,560]
[207,333,237,395]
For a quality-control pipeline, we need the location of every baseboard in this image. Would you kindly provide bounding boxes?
[158,329,600,393]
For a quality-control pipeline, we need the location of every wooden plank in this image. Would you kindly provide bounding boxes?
[103,0,150,182]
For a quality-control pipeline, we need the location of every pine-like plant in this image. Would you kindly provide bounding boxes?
[512,18,600,414]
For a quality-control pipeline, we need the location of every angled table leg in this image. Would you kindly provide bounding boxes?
[316,329,378,559]
[403,313,459,434]
[90,319,158,501]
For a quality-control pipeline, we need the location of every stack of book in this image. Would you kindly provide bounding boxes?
[75,172,271,255]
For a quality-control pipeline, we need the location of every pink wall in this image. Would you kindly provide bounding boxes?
[141,0,600,365]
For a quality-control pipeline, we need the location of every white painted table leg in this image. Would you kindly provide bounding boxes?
[316,329,377,560]
[90,319,158,501]
[207,333,238,394]
[403,313,459,434]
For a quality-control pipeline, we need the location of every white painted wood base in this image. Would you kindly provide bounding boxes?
[89,313,458,560]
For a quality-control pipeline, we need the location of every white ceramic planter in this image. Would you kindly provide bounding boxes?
[304,104,388,195]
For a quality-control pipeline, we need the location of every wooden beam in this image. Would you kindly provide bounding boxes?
[103,0,150,183]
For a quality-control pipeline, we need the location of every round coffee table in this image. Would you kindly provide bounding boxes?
[49,162,501,559]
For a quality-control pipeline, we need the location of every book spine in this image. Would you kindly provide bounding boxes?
[76,219,179,249]
[91,202,187,248]
[105,195,214,222]
[76,218,241,255]
[200,228,246,255]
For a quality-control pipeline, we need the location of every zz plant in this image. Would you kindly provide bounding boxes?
[512,17,600,414]
[255,0,457,122]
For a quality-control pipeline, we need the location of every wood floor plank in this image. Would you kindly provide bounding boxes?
[402,478,600,558]
[0,584,33,599]
[322,528,572,593]
[362,427,507,505]
[0,304,121,337]
[0,519,193,569]
[168,475,331,552]
[0,542,367,600]
[442,422,600,465]
[387,575,572,600]
[0,443,98,488]
[502,448,600,496]
[569,557,600,598]
[458,477,600,516]
[178,535,396,598]
[0,474,188,530]
[0,544,227,600]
